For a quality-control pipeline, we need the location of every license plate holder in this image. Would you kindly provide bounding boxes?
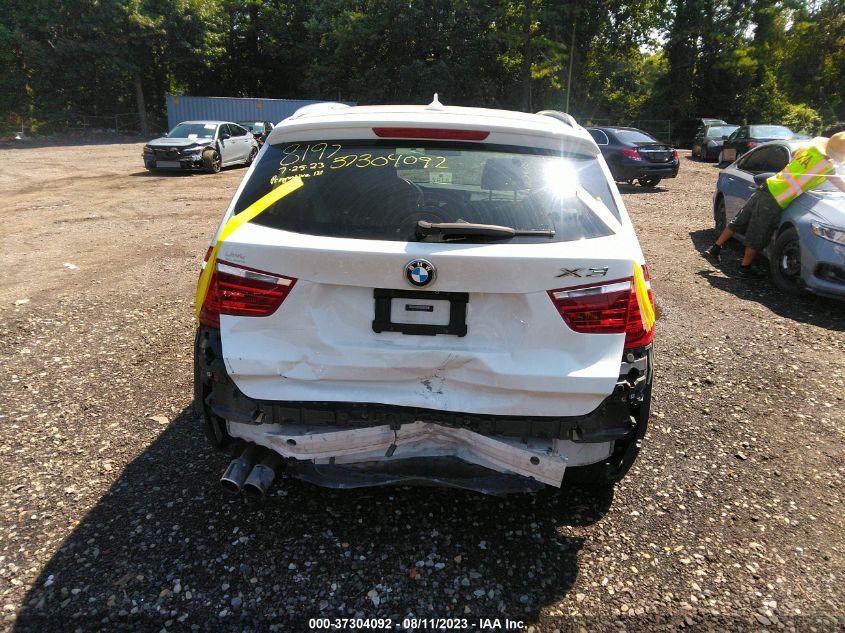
[372,289,468,337]
[156,160,180,168]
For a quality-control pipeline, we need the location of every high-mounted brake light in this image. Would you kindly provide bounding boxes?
[199,259,296,329]
[621,148,642,161]
[548,268,654,349]
[372,127,490,141]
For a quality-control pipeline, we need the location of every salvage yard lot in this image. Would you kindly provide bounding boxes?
[1,138,844,632]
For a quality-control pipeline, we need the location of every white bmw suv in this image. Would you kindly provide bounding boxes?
[194,99,655,497]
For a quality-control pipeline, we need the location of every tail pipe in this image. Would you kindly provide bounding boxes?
[220,443,261,495]
[242,451,284,500]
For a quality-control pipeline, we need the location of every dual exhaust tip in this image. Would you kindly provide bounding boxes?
[220,443,283,500]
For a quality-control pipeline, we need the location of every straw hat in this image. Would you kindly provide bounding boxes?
[825,131,845,163]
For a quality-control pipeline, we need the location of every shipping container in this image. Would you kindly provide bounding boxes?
[165,95,355,130]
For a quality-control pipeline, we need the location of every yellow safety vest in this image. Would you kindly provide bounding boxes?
[766,145,834,209]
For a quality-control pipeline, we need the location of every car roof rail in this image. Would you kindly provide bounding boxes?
[536,110,579,128]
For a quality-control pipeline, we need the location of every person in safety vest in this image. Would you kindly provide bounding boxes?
[703,132,845,278]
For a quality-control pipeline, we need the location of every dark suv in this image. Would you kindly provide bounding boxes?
[237,120,275,147]
[587,127,679,188]
[673,118,727,148]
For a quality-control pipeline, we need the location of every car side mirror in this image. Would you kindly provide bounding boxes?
[220,132,231,140]
[753,172,775,185]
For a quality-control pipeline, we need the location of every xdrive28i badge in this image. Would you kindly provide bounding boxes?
[404,259,436,287]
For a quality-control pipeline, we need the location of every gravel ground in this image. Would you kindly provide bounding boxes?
[1,139,843,632]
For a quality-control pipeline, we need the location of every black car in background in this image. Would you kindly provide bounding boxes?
[673,117,727,148]
[587,127,679,188]
[237,120,274,146]
[718,124,795,165]
[692,124,739,162]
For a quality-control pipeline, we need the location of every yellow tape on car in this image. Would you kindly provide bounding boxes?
[195,176,304,322]
[633,263,655,331]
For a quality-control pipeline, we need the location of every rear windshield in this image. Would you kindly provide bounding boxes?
[750,125,793,139]
[233,140,620,243]
[706,125,738,137]
[238,122,263,133]
[613,130,657,144]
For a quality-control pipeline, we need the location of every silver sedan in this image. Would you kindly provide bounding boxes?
[143,121,259,174]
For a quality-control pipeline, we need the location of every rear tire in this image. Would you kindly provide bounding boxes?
[769,227,806,295]
[245,146,258,166]
[203,148,222,174]
[714,197,727,234]
[638,176,661,188]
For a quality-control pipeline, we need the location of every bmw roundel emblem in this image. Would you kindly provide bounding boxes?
[404,259,436,287]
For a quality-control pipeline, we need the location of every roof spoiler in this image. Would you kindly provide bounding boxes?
[288,102,352,120]
[536,110,579,128]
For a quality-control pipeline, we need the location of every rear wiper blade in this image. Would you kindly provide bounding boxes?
[416,220,555,242]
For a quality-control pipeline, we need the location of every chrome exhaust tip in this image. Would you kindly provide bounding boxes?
[220,443,261,495]
[242,452,283,500]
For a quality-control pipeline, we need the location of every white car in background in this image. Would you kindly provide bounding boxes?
[143,121,259,174]
[194,100,655,496]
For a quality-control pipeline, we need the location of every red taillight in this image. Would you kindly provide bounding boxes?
[747,141,759,149]
[672,149,679,160]
[548,271,654,349]
[372,127,490,141]
[548,280,632,334]
[199,259,296,329]
[621,148,642,160]
[624,279,655,348]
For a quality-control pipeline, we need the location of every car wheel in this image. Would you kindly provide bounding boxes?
[769,227,807,295]
[714,197,727,234]
[638,176,661,188]
[203,149,222,174]
[246,146,258,166]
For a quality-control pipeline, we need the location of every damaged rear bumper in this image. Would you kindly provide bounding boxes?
[194,326,652,493]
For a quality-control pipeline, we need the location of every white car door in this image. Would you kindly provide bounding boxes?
[230,124,252,162]
[217,124,237,164]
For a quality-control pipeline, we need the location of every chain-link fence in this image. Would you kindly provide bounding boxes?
[2,111,168,139]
